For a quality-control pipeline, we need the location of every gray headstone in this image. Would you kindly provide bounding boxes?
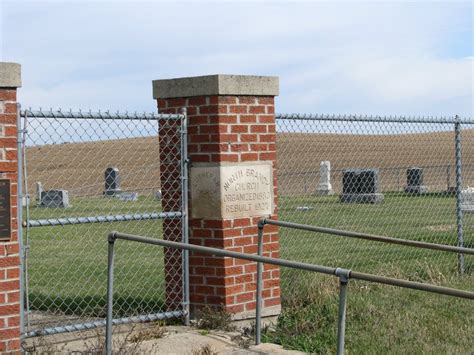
[40,190,70,208]
[317,161,334,195]
[405,167,428,194]
[104,167,122,196]
[461,187,474,213]
[340,169,384,204]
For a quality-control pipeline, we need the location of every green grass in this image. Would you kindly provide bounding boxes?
[26,196,169,318]
[25,193,474,352]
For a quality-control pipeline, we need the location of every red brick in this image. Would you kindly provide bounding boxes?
[226,304,244,314]
[257,97,274,105]
[240,115,257,123]
[264,297,281,307]
[231,125,248,133]
[7,316,20,327]
[260,152,276,160]
[3,103,18,114]
[166,98,187,107]
[260,134,276,142]
[249,106,265,114]
[191,155,211,162]
[232,218,251,227]
[0,115,17,124]
[0,257,19,268]
[211,154,238,162]
[229,105,247,114]
[258,115,275,123]
[201,125,227,134]
[240,134,257,142]
[0,90,16,101]
[0,303,19,316]
[236,292,254,303]
[250,125,267,133]
[241,153,258,161]
[7,268,20,279]
[7,338,20,352]
[204,220,232,228]
[189,97,207,106]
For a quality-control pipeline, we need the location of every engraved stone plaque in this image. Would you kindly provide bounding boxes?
[0,179,11,241]
[191,163,273,219]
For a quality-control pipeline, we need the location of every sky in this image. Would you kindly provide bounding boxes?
[0,0,473,117]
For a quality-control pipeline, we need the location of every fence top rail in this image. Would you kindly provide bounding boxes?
[275,113,473,125]
[108,231,474,300]
[261,219,474,255]
[20,108,183,121]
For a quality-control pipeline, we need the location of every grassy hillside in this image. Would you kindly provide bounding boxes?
[24,129,474,197]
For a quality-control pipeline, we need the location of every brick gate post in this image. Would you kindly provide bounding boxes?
[153,75,281,320]
[0,62,22,352]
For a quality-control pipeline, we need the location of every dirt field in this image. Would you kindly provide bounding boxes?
[24,129,474,196]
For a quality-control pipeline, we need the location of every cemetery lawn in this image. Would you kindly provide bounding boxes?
[25,193,473,352]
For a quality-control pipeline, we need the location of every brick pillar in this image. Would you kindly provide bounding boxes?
[0,62,22,353]
[153,75,281,320]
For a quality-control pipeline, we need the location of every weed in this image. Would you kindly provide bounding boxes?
[197,305,235,332]
[191,344,218,355]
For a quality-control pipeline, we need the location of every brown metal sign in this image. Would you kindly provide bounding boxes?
[0,179,11,241]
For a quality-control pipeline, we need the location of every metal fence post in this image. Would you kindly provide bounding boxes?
[16,103,26,339]
[180,108,190,326]
[255,220,265,345]
[335,268,350,355]
[454,118,464,274]
[105,232,117,355]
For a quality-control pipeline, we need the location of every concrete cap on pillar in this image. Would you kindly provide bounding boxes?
[153,74,279,99]
[0,62,22,88]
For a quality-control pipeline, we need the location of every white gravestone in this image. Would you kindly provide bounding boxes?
[36,182,43,205]
[461,187,474,213]
[317,161,334,195]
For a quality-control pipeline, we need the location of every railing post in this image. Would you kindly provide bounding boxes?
[454,118,464,274]
[335,268,350,355]
[255,219,265,345]
[105,232,117,355]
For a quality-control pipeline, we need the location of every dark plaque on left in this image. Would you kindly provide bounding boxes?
[0,179,11,241]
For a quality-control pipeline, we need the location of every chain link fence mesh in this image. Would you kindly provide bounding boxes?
[21,110,184,336]
[275,114,474,291]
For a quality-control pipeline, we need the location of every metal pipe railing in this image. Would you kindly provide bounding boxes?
[24,212,181,228]
[20,109,183,121]
[261,219,474,255]
[105,231,474,355]
[275,113,473,125]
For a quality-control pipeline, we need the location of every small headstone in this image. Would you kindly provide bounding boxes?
[104,167,122,196]
[317,161,334,195]
[296,206,314,211]
[116,192,138,201]
[22,195,30,207]
[405,167,428,194]
[36,182,43,205]
[155,189,162,200]
[40,190,70,208]
[340,169,384,204]
[461,187,474,213]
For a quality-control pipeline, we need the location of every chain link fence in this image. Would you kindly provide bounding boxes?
[20,109,185,336]
[275,114,474,290]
